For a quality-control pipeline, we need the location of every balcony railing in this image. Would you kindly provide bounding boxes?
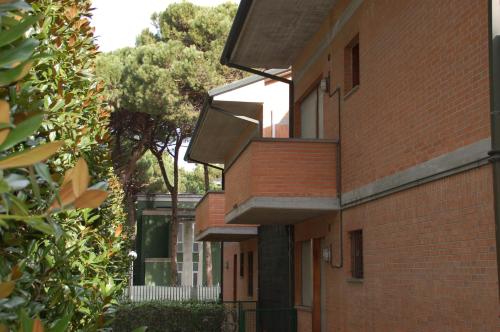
[224,138,340,225]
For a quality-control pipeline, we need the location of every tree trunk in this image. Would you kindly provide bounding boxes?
[202,164,213,285]
[203,164,209,191]
[155,154,179,285]
[153,135,183,286]
[125,191,137,231]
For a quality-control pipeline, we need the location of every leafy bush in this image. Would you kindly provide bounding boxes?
[113,301,225,332]
[0,1,129,331]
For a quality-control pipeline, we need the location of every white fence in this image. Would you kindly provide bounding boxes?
[125,285,220,302]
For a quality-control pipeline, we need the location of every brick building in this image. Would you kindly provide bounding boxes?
[186,69,294,321]
[190,0,500,331]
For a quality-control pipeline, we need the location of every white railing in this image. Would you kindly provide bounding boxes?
[125,285,220,302]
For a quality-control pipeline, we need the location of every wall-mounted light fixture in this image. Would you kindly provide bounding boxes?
[225,261,229,269]
[322,245,332,263]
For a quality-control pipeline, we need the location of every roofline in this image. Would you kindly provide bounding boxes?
[185,96,213,163]
[185,69,289,164]
[208,68,290,97]
[136,193,203,201]
[220,0,253,66]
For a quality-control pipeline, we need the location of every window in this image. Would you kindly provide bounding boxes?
[350,230,363,279]
[177,223,184,253]
[177,272,182,285]
[247,251,254,297]
[193,272,198,286]
[300,86,324,139]
[177,223,184,242]
[193,242,199,253]
[193,262,199,272]
[344,34,360,94]
[240,253,244,277]
[301,240,312,306]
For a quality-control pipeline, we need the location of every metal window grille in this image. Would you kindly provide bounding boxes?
[350,230,363,279]
[240,253,244,277]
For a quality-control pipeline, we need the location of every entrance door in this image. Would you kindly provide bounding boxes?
[233,254,237,301]
[312,238,322,332]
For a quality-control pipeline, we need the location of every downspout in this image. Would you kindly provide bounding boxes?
[328,82,343,269]
[488,0,500,298]
[220,241,224,302]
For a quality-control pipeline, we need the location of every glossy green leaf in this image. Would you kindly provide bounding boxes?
[34,162,53,185]
[131,327,148,332]
[4,173,29,190]
[49,315,70,332]
[0,14,39,48]
[0,38,38,69]
[23,218,54,235]
[0,112,43,151]
[0,141,63,169]
[0,60,32,87]
[19,309,33,332]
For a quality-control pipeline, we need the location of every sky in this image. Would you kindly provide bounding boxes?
[91,0,237,170]
[91,0,236,52]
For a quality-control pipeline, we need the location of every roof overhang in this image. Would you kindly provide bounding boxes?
[195,226,258,242]
[225,197,340,225]
[221,0,337,68]
[186,99,262,165]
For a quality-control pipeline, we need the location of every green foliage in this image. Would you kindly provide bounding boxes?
[135,152,222,194]
[0,1,129,331]
[113,301,225,332]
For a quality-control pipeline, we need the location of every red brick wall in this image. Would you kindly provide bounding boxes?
[295,166,499,331]
[222,239,258,302]
[224,140,338,214]
[195,192,225,236]
[293,0,491,193]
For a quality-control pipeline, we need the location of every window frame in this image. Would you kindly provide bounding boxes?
[344,34,360,95]
[247,251,254,297]
[300,240,313,307]
[240,253,244,277]
[298,84,324,139]
[350,229,364,279]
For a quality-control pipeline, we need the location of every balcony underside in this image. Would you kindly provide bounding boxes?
[225,196,340,225]
[195,226,258,242]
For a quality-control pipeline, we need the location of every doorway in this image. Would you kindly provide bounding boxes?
[233,254,237,301]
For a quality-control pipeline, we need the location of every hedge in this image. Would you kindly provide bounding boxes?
[113,301,226,332]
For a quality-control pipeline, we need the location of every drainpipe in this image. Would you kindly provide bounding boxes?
[220,241,224,302]
[328,82,343,269]
[488,0,500,298]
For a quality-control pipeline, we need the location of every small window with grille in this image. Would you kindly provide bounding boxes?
[350,230,363,279]
[240,253,244,277]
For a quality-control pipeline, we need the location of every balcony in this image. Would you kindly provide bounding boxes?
[195,191,258,241]
[224,139,340,225]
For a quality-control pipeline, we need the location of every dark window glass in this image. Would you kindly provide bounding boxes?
[248,252,254,297]
[240,253,244,277]
[352,43,360,87]
[350,230,363,279]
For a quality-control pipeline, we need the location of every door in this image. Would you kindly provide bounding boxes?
[300,86,324,139]
[312,238,322,332]
[233,254,237,301]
